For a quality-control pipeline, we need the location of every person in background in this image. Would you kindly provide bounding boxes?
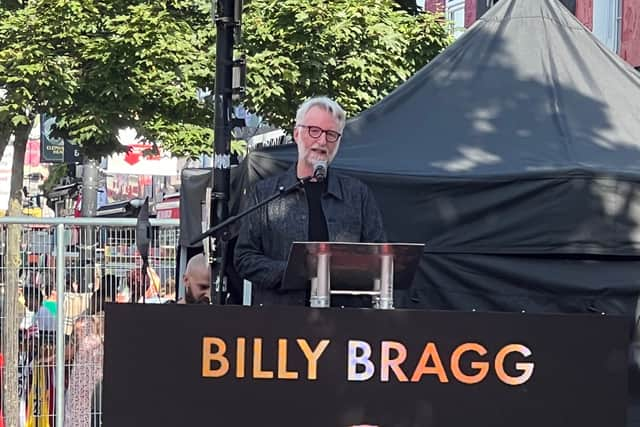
[20,285,43,333]
[160,277,176,302]
[169,253,211,304]
[103,274,120,301]
[127,269,145,303]
[65,280,117,427]
[65,269,83,294]
[92,274,119,310]
[19,283,59,426]
[37,269,56,300]
[64,305,104,427]
[18,284,42,427]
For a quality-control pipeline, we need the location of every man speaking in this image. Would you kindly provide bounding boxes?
[234,96,386,306]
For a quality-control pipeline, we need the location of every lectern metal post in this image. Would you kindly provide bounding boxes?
[310,248,331,308]
[376,253,394,310]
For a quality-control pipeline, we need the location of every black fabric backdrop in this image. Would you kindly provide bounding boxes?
[219,0,640,318]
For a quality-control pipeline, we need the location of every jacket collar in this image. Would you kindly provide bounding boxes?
[282,162,344,201]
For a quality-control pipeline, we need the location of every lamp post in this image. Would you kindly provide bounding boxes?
[210,0,243,304]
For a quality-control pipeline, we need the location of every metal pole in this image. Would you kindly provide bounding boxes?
[81,158,99,291]
[242,280,252,306]
[310,250,331,308]
[0,217,178,226]
[81,158,99,218]
[378,254,394,310]
[210,0,236,304]
[178,245,188,300]
[55,224,66,427]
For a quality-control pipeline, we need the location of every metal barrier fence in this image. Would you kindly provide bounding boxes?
[0,217,180,427]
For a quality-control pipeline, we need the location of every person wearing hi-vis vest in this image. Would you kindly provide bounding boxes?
[234,96,386,307]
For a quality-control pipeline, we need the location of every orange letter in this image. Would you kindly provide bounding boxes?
[277,338,299,379]
[202,337,229,378]
[381,341,408,382]
[297,339,330,380]
[450,343,489,384]
[253,338,274,379]
[495,344,534,386]
[410,343,449,383]
[236,337,246,378]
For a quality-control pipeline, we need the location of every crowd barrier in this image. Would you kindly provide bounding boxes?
[0,217,179,427]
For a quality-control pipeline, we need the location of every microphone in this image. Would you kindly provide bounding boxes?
[312,160,327,181]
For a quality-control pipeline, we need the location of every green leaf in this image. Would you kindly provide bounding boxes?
[0,0,449,158]
[11,115,29,126]
[240,0,451,130]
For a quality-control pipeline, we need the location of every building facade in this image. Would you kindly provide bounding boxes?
[425,0,640,69]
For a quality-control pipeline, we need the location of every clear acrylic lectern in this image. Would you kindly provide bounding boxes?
[282,242,424,309]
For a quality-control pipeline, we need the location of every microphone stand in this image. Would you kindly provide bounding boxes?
[190,174,314,304]
[135,197,151,304]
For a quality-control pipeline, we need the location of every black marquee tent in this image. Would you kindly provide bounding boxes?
[228,0,640,318]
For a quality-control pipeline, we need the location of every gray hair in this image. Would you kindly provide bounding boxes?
[295,96,347,132]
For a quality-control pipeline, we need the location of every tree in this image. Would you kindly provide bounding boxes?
[0,1,80,170]
[0,4,82,422]
[54,1,216,158]
[0,1,215,421]
[241,0,452,130]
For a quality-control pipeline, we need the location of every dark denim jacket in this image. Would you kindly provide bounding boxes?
[234,164,386,306]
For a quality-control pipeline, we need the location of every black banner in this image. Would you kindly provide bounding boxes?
[40,114,81,164]
[103,304,629,427]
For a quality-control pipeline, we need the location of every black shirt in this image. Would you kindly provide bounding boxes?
[304,180,329,242]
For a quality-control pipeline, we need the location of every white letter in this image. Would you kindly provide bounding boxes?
[348,340,375,381]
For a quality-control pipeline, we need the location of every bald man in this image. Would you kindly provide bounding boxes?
[178,253,211,304]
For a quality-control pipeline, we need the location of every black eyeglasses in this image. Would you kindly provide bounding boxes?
[297,125,342,143]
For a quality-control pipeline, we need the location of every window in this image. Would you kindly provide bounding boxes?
[477,0,499,19]
[592,0,622,53]
[446,0,465,38]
